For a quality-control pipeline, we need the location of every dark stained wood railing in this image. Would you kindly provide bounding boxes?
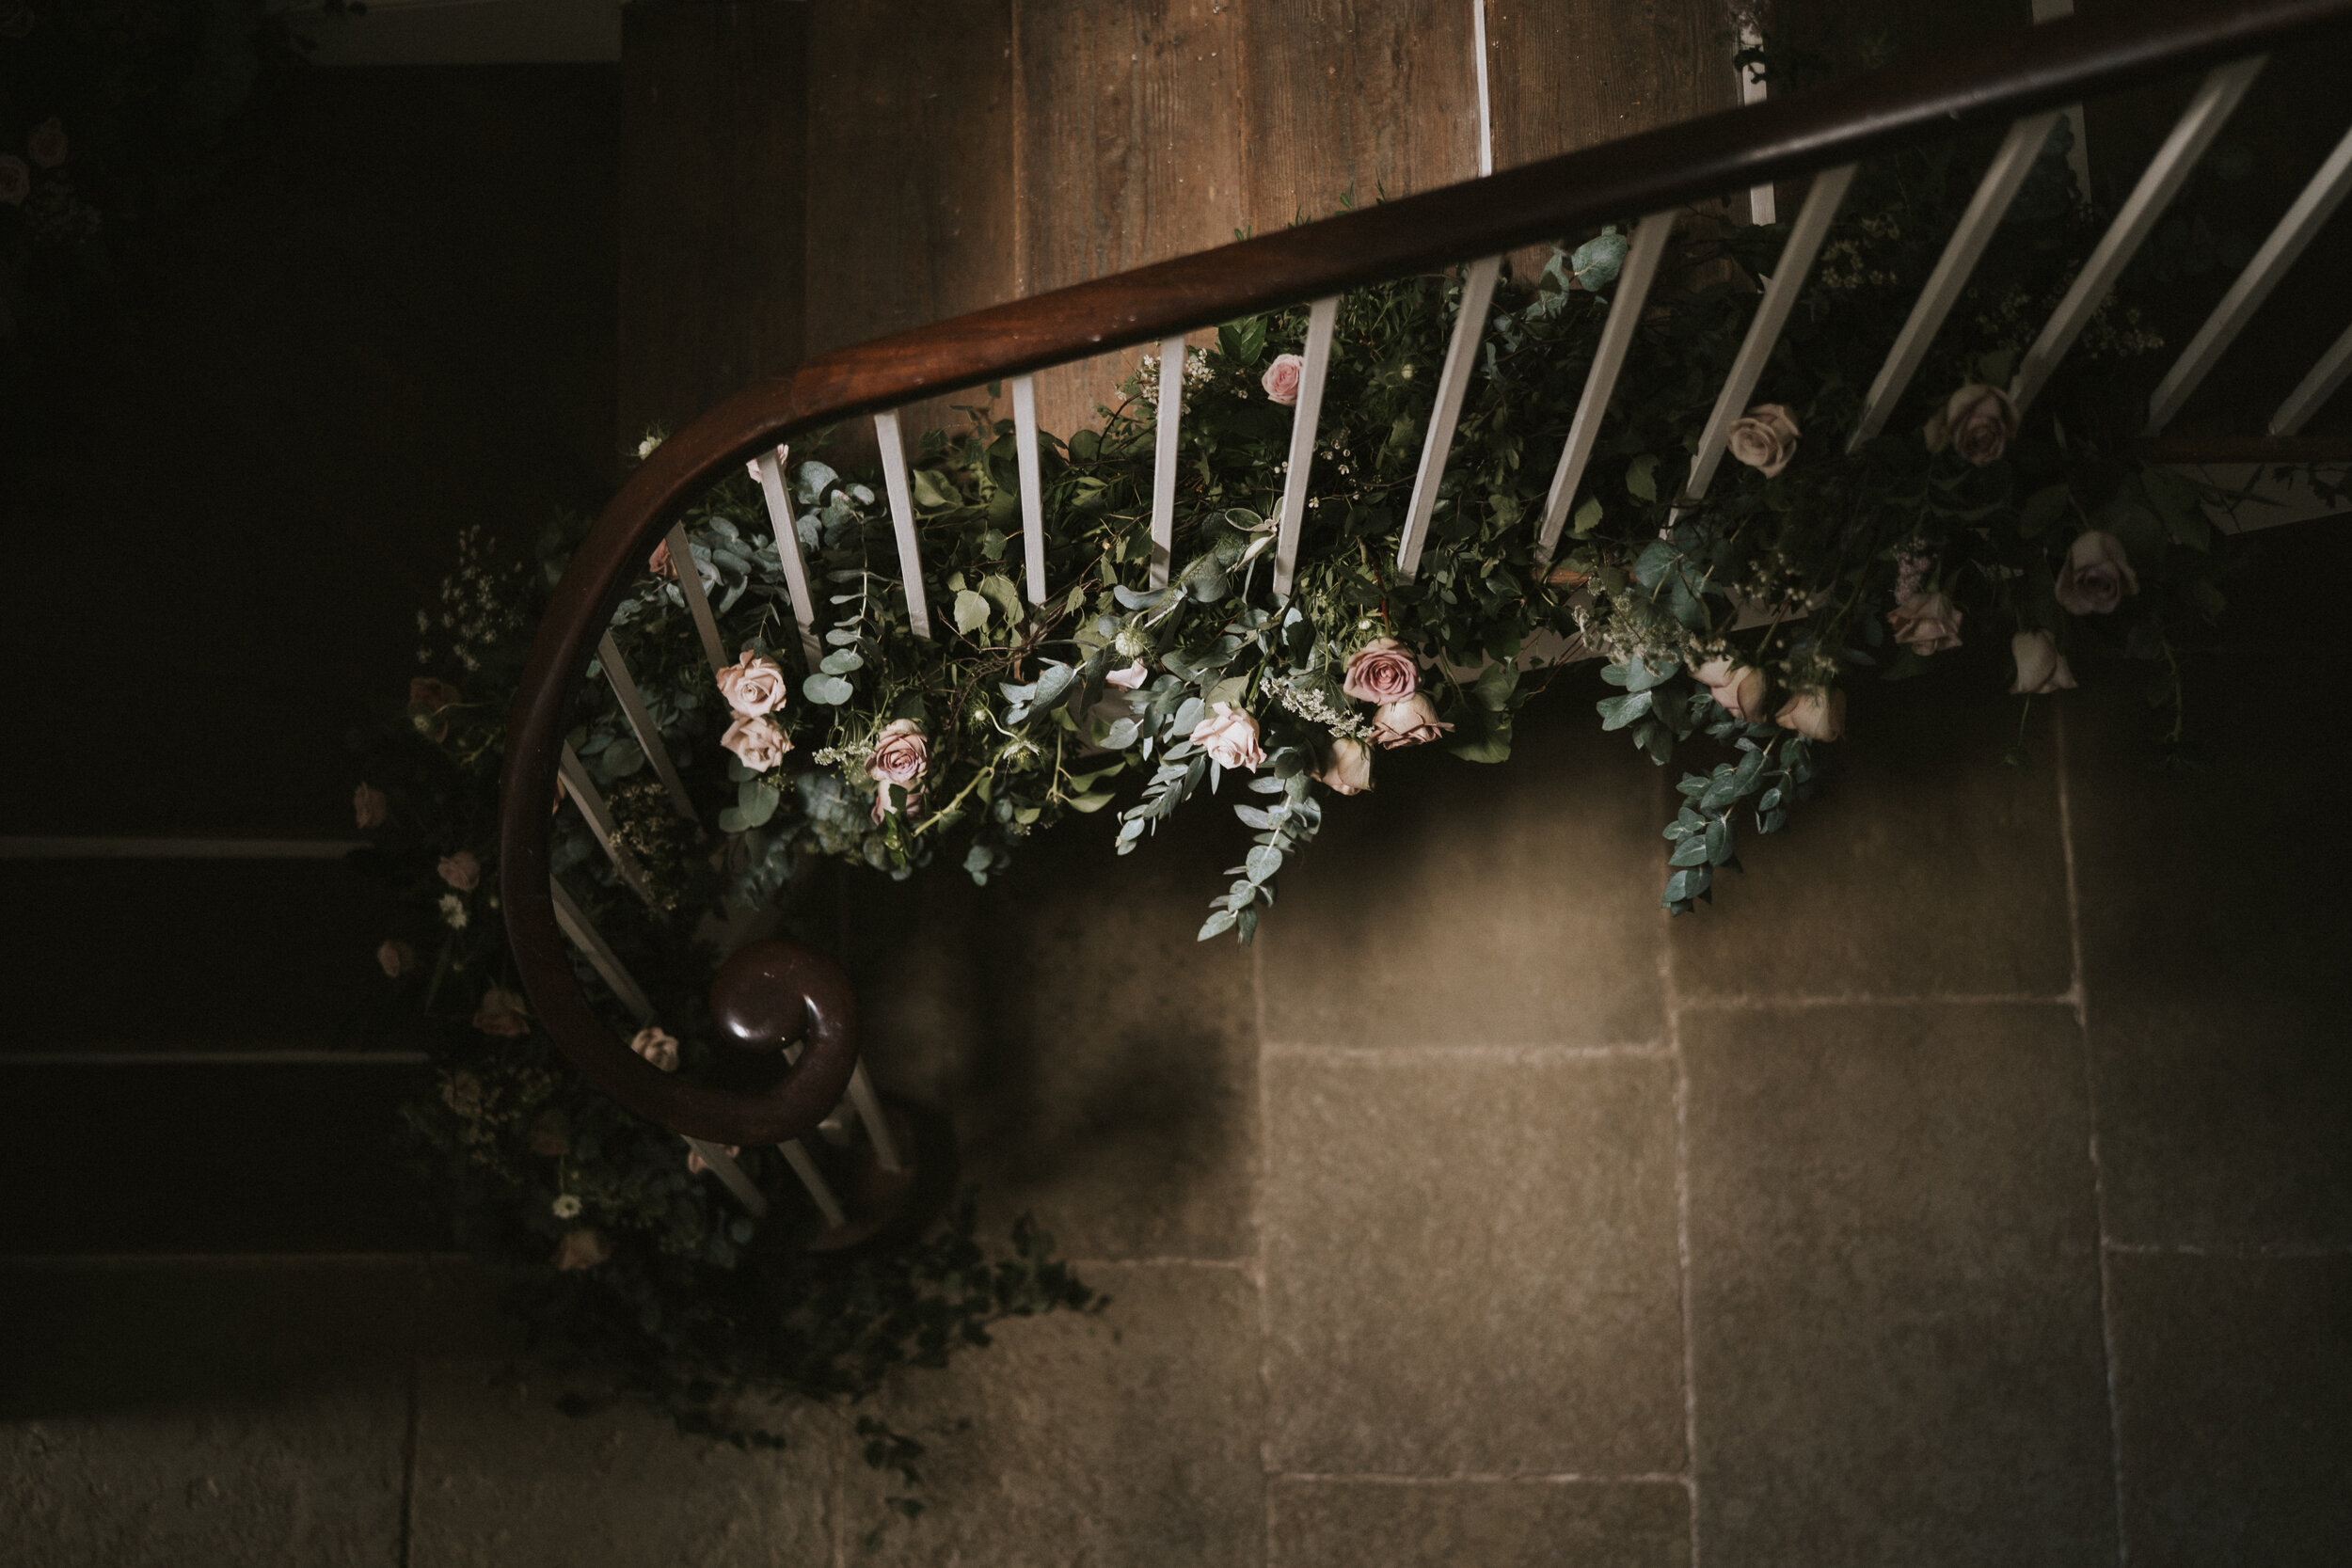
[503,0,2352,1147]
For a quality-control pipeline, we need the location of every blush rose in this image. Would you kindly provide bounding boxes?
[1316,736,1374,796]
[1369,692,1454,750]
[553,1228,610,1271]
[1725,403,1801,479]
[1262,353,1306,406]
[1774,689,1847,742]
[1888,591,1964,656]
[1693,658,1768,722]
[437,850,481,892]
[1188,703,1265,770]
[716,649,789,715]
[630,1026,680,1073]
[1924,384,2020,466]
[1342,638,1420,704]
[2010,630,2079,696]
[472,989,532,1037]
[722,712,790,770]
[2054,531,2138,615]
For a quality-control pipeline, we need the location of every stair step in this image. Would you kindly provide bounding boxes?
[0,1061,444,1254]
[0,853,398,1055]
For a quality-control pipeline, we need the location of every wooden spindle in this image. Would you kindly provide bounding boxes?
[663,523,730,674]
[596,631,695,823]
[1274,297,1341,599]
[873,411,934,639]
[1149,337,1184,590]
[1010,373,1048,605]
[2011,57,2265,414]
[746,445,824,668]
[1850,112,2063,450]
[1396,255,1504,582]
[1534,213,1677,560]
[556,743,655,905]
[2270,319,2352,437]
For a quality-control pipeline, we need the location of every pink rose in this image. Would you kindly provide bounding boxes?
[1368,692,1454,750]
[1924,384,2019,466]
[552,1228,610,1272]
[2009,631,2078,696]
[437,850,481,892]
[1725,403,1801,479]
[0,155,26,206]
[685,1143,740,1175]
[716,649,789,716]
[1262,353,1306,406]
[1188,703,1265,770]
[1342,637,1420,704]
[376,940,416,978]
[1316,736,1374,796]
[1104,659,1150,690]
[472,988,532,1037]
[1888,591,1963,656]
[2054,531,2138,616]
[1694,658,1768,722]
[629,1025,679,1073]
[25,118,65,169]
[868,719,929,788]
[722,712,790,771]
[648,538,676,579]
[1774,689,1847,742]
[354,783,389,829]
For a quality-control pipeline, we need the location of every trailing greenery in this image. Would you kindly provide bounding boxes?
[357,529,1099,1537]
[515,119,2336,937]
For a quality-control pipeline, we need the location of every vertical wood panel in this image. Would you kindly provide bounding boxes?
[1011,0,1247,436]
[805,0,1019,458]
[617,1,809,449]
[1235,0,1481,233]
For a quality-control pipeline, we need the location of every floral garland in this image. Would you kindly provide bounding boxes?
[514,124,2336,941]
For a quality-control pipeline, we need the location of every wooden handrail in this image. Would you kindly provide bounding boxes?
[502,0,2352,1145]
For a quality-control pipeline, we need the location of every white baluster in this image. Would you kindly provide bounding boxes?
[1850,113,2064,451]
[2146,119,2352,435]
[557,742,655,905]
[545,876,838,1222]
[1471,0,1494,180]
[1149,336,1185,590]
[1534,212,1677,560]
[1396,255,1504,582]
[746,445,825,668]
[844,1060,904,1172]
[1738,21,1775,226]
[596,632,695,823]
[2269,319,2352,438]
[873,410,934,639]
[663,523,730,673]
[1010,373,1048,606]
[1680,164,1855,507]
[2010,57,2265,415]
[1274,296,1342,599]
[548,874,660,1022]
[2028,0,2094,200]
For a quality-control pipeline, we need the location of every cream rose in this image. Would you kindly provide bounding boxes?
[1888,591,1964,656]
[868,719,930,788]
[2054,531,2138,616]
[629,1025,680,1073]
[1924,384,2020,466]
[1342,637,1420,704]
[1774,689,1847,742]
[1316,736,1375,796]
[472,988,532,1037]
[26,118,65,169]
[354,783,389,830]
[552,1228,610,1272]
[2009,630,2079,696]
[437,850,481,892]
[376,940,415,978]
[1104,659,1150,690]
[1695,658,1768,722]
[1369,692,1454,750]
[1262,353,1306,406]
[1725,403,1801,479]
[1188,703,1265,770]
[722,712,790,771]
[716,649,789,716]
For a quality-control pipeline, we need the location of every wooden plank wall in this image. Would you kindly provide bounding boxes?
[628,0,1743,446]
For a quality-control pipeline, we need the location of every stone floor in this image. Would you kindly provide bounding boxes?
[8,534,2347,1565]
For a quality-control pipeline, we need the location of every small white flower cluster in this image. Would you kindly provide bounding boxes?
[415,527,520,675]
[1264,673,1374,741]
[1132,346,1211,410]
